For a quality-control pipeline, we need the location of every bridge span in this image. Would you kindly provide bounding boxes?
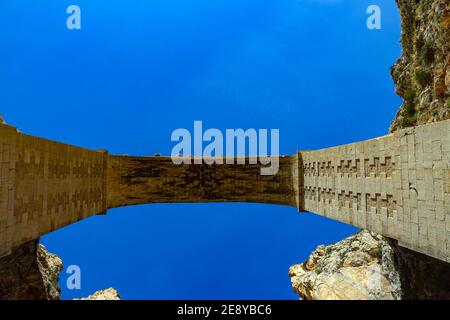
[1,120,449,262]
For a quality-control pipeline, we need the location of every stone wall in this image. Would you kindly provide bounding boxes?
[300,119,450,262]
[106,155,296,209]
[1,119,449,262]
[0,124,108,257]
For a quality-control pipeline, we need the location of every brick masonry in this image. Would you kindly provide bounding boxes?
[0,120,449,262]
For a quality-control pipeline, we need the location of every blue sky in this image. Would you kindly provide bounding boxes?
[0,0,401,299]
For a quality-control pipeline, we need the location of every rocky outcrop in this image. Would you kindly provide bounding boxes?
[289,231,402,300]
[290,0,450,301]
[390,0,450,131]
[77,288,121,300]
[390,2,450,297]
[0,240,62,300]
[0,240,121,300]
[289,231,450,300]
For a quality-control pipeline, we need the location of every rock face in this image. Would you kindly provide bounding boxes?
[290,0,450,301]
[78,288,121,300]
[0,240,121,300]
[390,0,450,131]
[386,0,450,300]
[289,231,402,300]
[0,240,62,300]
[289,231,450,300]
[392,244,450,299]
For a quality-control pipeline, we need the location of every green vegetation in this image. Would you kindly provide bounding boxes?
[445,97,450,109]
[415,67,433,88]
[315,265,322,275]
[419,41,435,65]
[421,0,432,13]
[369,247,382,260]
[415,35,424,54]
[404,89,417,116]
[435,33,445,48]
[397,88,418,129]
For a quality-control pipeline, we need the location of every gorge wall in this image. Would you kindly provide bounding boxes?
[0,240,61,300]
[0,0,449,301]
[290,0,450,300]
[390,0,450,131]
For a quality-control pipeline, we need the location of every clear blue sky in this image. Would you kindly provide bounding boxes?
[0,0,401,299]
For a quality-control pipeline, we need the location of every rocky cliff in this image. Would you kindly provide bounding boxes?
[77,288,121,300]
[390,0,450,131]
[289,231,402,300]
[289,231,450,300]
[290,0,450,300]
[0,240,62,300]
[1,0,449,302]
[0,241,121,300]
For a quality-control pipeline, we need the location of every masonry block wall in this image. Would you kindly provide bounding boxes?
[1,120,449,262]
[0,124,107,257]
[106,155,297,209]
[299,120,450,262]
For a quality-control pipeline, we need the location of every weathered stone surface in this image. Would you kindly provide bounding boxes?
[289,230,450,300]
[0,0,449,301]
[0,239,121,300]
[77,288,121,300]
[291,0,450,298]
[1,117,449,262]
[289,230,402,300]
[11,125,448,299]
[392,243,450,299]
[300,119,450,263]
[106,155,296,209]
[0,240,62,300]
[290,0,450,299]
[390,0,450,131]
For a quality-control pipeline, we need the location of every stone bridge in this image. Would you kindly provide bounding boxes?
[1,120,449,262]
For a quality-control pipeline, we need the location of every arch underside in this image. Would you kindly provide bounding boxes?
[1,120,449,263]
[106,155,298,209]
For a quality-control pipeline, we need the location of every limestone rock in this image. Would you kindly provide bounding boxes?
[289,230,402,300]
[390,0,450,131]
[78,288,121,300]
[289,230,450,300]
[0,239,121,300]
[0,240,63,300]
[290,0,450,301]
[36,243,63,300]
